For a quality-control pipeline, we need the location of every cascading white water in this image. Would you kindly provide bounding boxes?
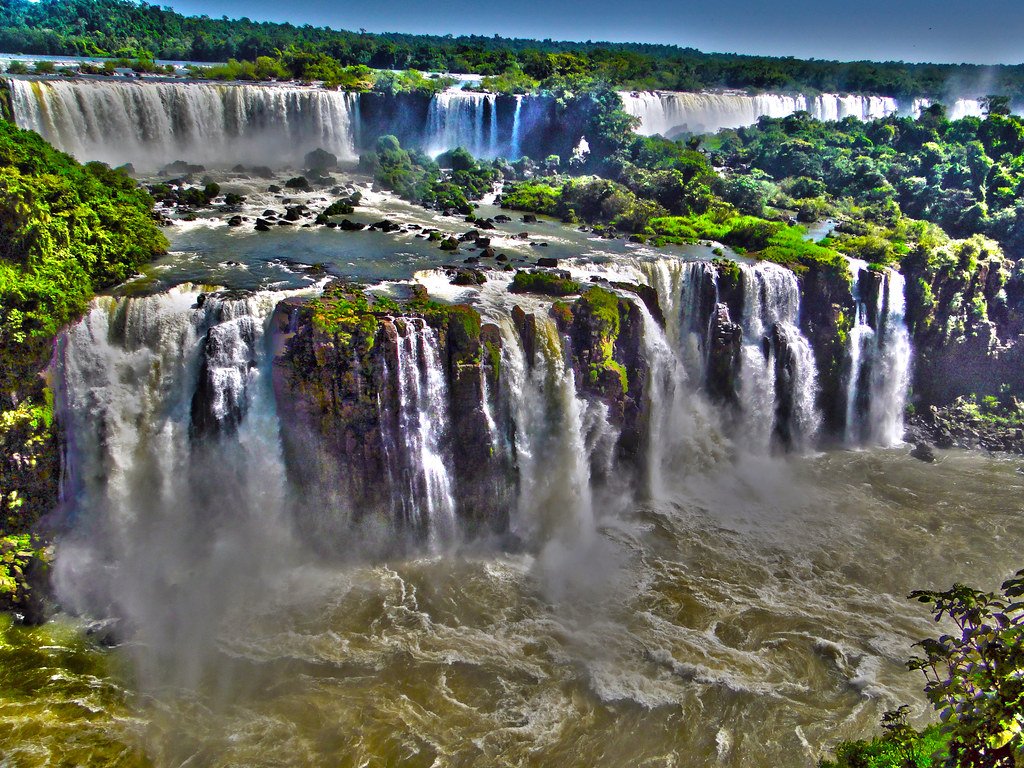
[619,90,902,137]
[192,311,259,435]
[496,313,598,544]
[379,318,458,549]
[488,95,500,158]
[737,262,820,451]
[869,270,911,445]
[636,300,726,498]
[53,285,297,687]
[510,95,523,160]
[639,258,718,380]
[843,261,912,447]
[6,78,359,169]
[844,258,873,445]
[425,91,501,158]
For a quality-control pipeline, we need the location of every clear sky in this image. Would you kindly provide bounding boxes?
[162,0,1024,66]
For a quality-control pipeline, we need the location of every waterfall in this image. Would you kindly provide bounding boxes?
[619,90,903,137]
[844,262,911,447]
[424,91,501,158]
[906,97,985,119]
[190,308,261,438]
[510,95,523,160]
[496,313,598,544]
[488,94,500,158]
[636,299,726,498]
[53,285,296,685]
[870,271,911,446]
[737,263,820,452]
[844,258,873,444]
[6,78,359,169]
[639,258,718,380]
[378,318,458,549]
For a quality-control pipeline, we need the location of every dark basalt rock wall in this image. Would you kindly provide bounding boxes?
[555,287,650,480]
[271,295,392,539]
[270,284,509,541]
[798,260,856,438]
[705,302,742,408]
[904,245,1024,406]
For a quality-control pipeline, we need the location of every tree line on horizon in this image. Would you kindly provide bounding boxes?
[3,0,1024,99]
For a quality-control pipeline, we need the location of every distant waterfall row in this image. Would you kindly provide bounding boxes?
[5,77,989,170]
[618,90,987,137]
[7,78,362,169]
[6,78,532,169]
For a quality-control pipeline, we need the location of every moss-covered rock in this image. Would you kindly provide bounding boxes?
[558,286,649,477]
[904,235,1024,406]
[1,392,60,535]
[798,258,856,436]
[510,270,581,297]
[0,534,49,624]
[272,281,509,541]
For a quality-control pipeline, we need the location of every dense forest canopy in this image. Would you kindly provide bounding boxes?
[0,119,166,534]
[3,0,1024,98]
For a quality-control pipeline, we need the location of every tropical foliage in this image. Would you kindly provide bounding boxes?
[0,119,166,535]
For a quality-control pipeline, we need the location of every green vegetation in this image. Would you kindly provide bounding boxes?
[717,109,1024,255]
[191,55,451,93]
[0,534,46,614]
[937,390,1024,432]
[5,0,1024,99]
[309,282,482,365]
[500,182,561,216]
[480,65,539,95]
[0,119,166,537]
[360,136,500,215]
[308,283,387,349]
[510,271,582,297]
[577,286,629,393]
[824,571,1024,768]
[650,211,847,274]
[823,720,949,768]
[500,138,717,228]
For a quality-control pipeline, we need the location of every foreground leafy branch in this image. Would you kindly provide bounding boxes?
[907,571,1024,767]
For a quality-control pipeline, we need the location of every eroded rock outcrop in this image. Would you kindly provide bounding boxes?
[553,286,650,476]
[271,281,509,542]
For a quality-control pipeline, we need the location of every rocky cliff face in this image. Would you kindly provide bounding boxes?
[271,282,510,544]
[270,278,664,541]
[904,236,1024,405]
[798,260,855,437]
[555,285,651,480]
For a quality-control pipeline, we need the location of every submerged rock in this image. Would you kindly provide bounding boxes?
[911,442,936,463]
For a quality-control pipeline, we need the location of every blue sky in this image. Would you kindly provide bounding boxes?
[163,0,1024,65]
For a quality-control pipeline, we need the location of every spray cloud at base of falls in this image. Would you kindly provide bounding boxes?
[53,285,300,688]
